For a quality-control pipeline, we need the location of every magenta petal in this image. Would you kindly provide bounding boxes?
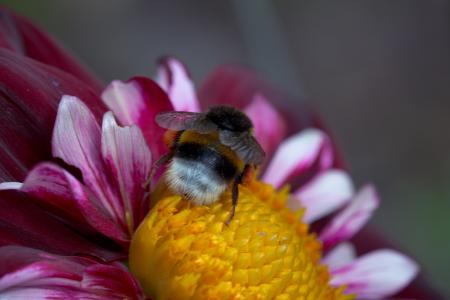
[1,163,88,226]
[3,162,128,245]
[0,246,144,299]
[101,112,152,232]
[262,129,333,189]
[0,48,105,182]
[291,170,354,223]
[81,264,145,299]
[156,57,200,112]
[244,94,287,157]
[320,185,379,250]
[0,189,121,261]
[102,77,173,162]
[330,249,419,299]
[52,96,127,230]
[198,64,271,109]
[0,8,102,92]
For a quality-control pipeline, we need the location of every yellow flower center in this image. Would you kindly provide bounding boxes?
[129,179,353,300]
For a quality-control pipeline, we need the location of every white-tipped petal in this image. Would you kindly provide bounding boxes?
[322,242,356,270]
[262,129,333,188]
[320,184,379,249]
[291,170,354,223]
[0,182,22,190]
[244,93,286,155]
[156,57,200,112]
[330,249,419,299]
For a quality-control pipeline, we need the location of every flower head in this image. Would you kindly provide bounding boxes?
[0,7,440,299]
[130,179,352,299]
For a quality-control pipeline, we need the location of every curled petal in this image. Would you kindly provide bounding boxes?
[156,57,200,112]
[322,242,356,270]
[0,246,145,299]
[101,112,152,233]
[330,249,419,299]
[0,189,121,261]
[52,96,125,230]
[101,77,173,161]
[1,162,128,245]
[244,94,287,157]
[320,185,379,250]
[291,170,354,223]
[81,264,145,299]
[262,128,333,188]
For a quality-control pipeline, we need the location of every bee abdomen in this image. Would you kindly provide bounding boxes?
[165,142,238,205]
[175,142,237,181]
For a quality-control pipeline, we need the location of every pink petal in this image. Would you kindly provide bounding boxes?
[320,185,379,250]
[52,96,125,231]
[101,112,152,233]
[322,242,356,270]
[244,94,287,157]
[101,77,174,162]
[290,170,354,223]
[1,162,128,245]
[262,129,333,188]
[0,246,145,299]
[330,249,419,299]
[156,57,200,112]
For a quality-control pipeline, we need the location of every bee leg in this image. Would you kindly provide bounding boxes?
[143,151,173,191]
[226,165,250,225]
[226,179,239,225]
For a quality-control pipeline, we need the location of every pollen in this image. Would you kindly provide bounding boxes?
[129,179,354,300]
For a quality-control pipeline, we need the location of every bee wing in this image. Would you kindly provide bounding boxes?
[219,131,265,165]
[156,111,217,133]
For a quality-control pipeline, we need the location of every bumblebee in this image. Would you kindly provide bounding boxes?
[153,105,265,223]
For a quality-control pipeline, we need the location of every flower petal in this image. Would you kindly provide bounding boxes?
[290,170,354,223]
[322,242,356,270]
[330,249,419,299]
[101,112,152,233]
[1,162,129,245]
[0,246,144,299]
[52,96,126,229]
[262,129,333,188]
[101,77,173,162]
[0,48,104,182]
[81,264,145,299]
[198,64,270,109]
[156,57,200,112]
[0,189,121,261]
[244,94,287,157]
[0,8,102,92]
[319,185,379,250]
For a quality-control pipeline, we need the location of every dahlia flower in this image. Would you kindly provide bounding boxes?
[0,7,443,300]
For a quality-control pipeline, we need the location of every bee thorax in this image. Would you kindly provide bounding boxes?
[165,158,228,205]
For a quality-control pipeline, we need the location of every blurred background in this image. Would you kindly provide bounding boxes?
[2,0,449,296]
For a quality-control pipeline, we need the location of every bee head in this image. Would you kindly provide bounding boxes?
[206,106,253,132]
